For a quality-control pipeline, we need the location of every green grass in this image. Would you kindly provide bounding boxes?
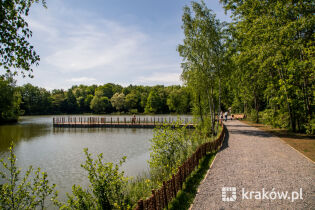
[168,152,216,210]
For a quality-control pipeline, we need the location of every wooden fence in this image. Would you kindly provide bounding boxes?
[53,116,194,129]
[135,123,226,210]
[232,114,245,120]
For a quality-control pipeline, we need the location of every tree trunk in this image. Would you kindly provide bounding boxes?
[211,86,215,134]
[217,78,221,132]
[254,92,259,123]
[277,67,295,132]
[206,87,214,134]
[198,93,204,123]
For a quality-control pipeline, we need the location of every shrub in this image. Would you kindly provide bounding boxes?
[148,120,199,184]
[61,149,129,210]
[0,143,58,210]
[260,109,289,128]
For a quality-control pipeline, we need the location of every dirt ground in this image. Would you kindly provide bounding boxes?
[242,120,315,162]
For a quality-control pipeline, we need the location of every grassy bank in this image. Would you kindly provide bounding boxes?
[168,153,216,210]
[242,120,315,162]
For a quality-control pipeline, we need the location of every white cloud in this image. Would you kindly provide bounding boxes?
[66,77,99,84]
[19,1,183,89]
[136,72,182,85]
[31,17,147,72]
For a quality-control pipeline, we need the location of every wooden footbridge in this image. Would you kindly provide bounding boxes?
[53,116,195,129]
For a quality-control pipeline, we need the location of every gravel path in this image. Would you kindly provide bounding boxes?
[191,120,314,209]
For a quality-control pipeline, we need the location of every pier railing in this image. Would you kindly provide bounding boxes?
[53,116,194,128]
[135,123,226,210]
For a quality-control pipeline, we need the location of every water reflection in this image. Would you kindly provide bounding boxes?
[0,115,155,201]
[0,122,51,152]
[52,127,141,134]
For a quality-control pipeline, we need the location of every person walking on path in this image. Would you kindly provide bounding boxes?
[224,111,228,121]
[132,114,136,124]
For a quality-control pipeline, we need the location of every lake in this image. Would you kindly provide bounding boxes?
[0,114,192,202]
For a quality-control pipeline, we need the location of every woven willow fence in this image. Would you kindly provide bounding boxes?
[135,123,226,210]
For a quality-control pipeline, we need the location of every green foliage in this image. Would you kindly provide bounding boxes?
[149,120,196,183]
[95,84,114,98]
[0,143,58,209]
[145,90,160,113]
[90,96,111,114]
[125,92,140,113]
[125,174,158,208]
[61,149,129,210]
[19,83,52,115]
[178,0,227,134]
[0,120,221,209]
[0,76,20,123]
[64,90,78,114]
[305,117,315,135]
[50,90,66,114]
[110,92,125,112]
[167,87,191,114]
[8,83,193,116]
[221,0,314,132]
[168,153,215,210]
[0,0,47,77]
[198,116,220,137]
[260,109,290,129]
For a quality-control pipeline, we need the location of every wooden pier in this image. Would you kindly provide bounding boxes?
[53,116,195,129]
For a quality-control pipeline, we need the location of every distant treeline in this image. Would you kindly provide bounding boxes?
[0,79,193,121]
[1,1,314,134]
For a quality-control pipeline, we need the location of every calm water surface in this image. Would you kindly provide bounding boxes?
[0,115,192,202]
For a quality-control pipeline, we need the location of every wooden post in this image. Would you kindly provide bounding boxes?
[152,189,157,210]
[179,166,183,189]
[111,117,112,124]
[137,199,144,210]
[163,181,168,208]
[172,174,177,197]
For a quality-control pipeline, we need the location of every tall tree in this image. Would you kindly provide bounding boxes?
[145,90,162,114]
[110,93,125,112]
[221,0,314,132]
[0,75,20,122]
[20,83,52,114]
[178,0,226,133]
[90,96,111,114]
[0,0,47,77]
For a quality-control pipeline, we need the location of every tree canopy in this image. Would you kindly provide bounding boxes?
[0,0,46,77]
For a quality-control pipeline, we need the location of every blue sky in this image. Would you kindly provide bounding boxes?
[18,0,231,90]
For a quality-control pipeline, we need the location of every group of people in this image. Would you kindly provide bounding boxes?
[220,111,233,122]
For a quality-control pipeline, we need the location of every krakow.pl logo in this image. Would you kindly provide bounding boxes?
[222,187,303,202]
[222,187,237,202]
